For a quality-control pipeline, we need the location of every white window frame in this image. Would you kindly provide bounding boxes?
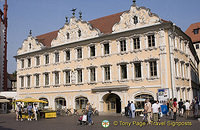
[76,47,83,60]
[53,71,60,85]
[54,52,60,63]
[44,54,50,65]
[64,70,71,85]
[76,69,83,84]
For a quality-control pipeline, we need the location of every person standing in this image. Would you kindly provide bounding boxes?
[152,100,160,122]
[194,97,199,118]
[130,101,135,118]
[143,99,148,122]
[169,98,173,119]
[172,98,178,120]
[178,99,183,117]
[16,104,23,121]
[127,101,132,118]
[86,102,93,125]
[33,104,38,121]
[27,103,33,121]
[146,99,152,124]
[184,100,190,119]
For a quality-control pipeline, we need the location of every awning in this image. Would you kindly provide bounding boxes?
[0,99,10,103]
[16,98,48,103]
[92,85,129,93]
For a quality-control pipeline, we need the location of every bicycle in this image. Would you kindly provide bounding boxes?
[73,109,79,116]
[92,107,99,116]
[66,108,72,116]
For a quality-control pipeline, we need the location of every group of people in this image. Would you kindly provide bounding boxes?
[126,96,199,123]
[16,103,38,121]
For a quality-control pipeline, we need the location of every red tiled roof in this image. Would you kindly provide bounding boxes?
[36,30,59,47]
[185,22,200,43]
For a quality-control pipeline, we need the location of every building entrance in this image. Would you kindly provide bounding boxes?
[103,93,121,113]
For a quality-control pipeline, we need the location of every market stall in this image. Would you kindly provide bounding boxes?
[16,98,56,119]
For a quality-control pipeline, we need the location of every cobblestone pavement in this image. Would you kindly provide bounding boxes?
[0,113,199,130]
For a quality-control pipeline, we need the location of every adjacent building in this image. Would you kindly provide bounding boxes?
[186,22,200,98]
[15,2,199,113]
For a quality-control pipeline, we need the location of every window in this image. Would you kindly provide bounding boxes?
[78,30,81,37]
[21,59,24,69]
[120,40,126,52]
[67,33,70,39]
[175,61,178,77]
[28,58,31,68]
[77,48,82,59]
[21,77,24,88]
[90,68,96,82]
[148,35,155,47]
[75,97,88,109]
[27,76,31,87]
[35,74,40,87]
[29,43,31,49]
[149,61,157,77]
[90,46,95,57]
[194,29,199,35]
[36,56,40,66]
[120,64,127,79]
[44,73,49,86]
[55,52,59,63]
[196,44,199,49]
[134,63,141,78]
[133,37,140,50]
[104,43,110,55]
[45,54,49,64]
[77,69,83,83]
[65,50,70,61]
[104,66,110,81]
[133,16,138,24]
[54,72,59,85]
[65,71,71,84]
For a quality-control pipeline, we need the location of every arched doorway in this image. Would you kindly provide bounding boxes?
[134,94,154,109]
[75,97,88,110]
[39,98,49,109]
[55,97,66,110]
[103,93,121,113]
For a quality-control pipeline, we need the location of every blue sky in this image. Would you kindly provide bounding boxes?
[0,0,199,73]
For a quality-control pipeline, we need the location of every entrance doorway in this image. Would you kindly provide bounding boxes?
[103,93,121,113]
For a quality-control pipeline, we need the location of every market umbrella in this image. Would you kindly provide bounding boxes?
[16,98,48,103]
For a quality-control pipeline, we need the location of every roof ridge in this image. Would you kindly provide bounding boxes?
[36,30,59,38]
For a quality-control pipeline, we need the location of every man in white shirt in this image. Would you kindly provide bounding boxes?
[152,100,160,122]
[33,104,38,121]
[130,101,136,118]
[184,100,190,119]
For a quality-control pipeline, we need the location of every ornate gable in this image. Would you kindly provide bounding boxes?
[51,17,101,47]
[112,5,161,33]
[17,35,44,55]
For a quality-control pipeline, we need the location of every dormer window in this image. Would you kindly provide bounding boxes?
[133,16,138,25]
[78,30,81,37]
[67,33,70,39]
[194,29,199,35]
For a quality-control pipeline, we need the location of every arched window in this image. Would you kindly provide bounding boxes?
[29,43,32,49]
[135,94,154,109]
[39,98,49,108]
[78,30,81,37]
[55,97,66,109]
[75,97,88,109]
[67,33,70,39]
[133,16,138,25]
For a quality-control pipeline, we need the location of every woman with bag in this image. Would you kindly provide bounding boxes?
[86,102,93,126]
[172,98,178,120]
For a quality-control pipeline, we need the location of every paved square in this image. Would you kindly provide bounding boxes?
[0,113,199,130]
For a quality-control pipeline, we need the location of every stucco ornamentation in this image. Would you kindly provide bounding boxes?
[51,17,101,47]
[112,6,161,33]
[17,35,44,55]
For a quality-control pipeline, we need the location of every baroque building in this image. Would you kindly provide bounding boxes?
[15,2,199,113]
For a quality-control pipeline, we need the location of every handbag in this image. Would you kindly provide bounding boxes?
[82,115,87,121]
[173,106,177,112]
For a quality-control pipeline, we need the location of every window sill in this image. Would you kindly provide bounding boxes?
[64,61,71,64]
[102,80,112,84]
[20,88,25,90]
[133,78,142,81]
[101,54,111,58]
[75,83,84,86]
[26,87,31,89]
[118,79,129,82]
[34,86,40,88]
[64,84,71,86]
[43,85,50,88]
[53,85,60,87]
[88,82,97,85]
[145,47,157,51]
[118,51,128,55]
[174,48,178,51]
[146,77,159,80]
[53,63,60,65]
[131,49,142,53]
[76,59,83,62]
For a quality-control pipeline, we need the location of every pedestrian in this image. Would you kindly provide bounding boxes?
[33,104,38,121]
[143,99,148,122]
[184,100,190,119]
[16,103,19,121]
[130,101,135,118]
[27,103,33,121]
[178,99,183,117]
[172,98,177,120]
[194,97,199,118]
[169,98,173,119]
[86,102,93,125]
[16,104,23,121]
[152,100,160,122]
[146,99,152,124]
[127,101,132,118]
